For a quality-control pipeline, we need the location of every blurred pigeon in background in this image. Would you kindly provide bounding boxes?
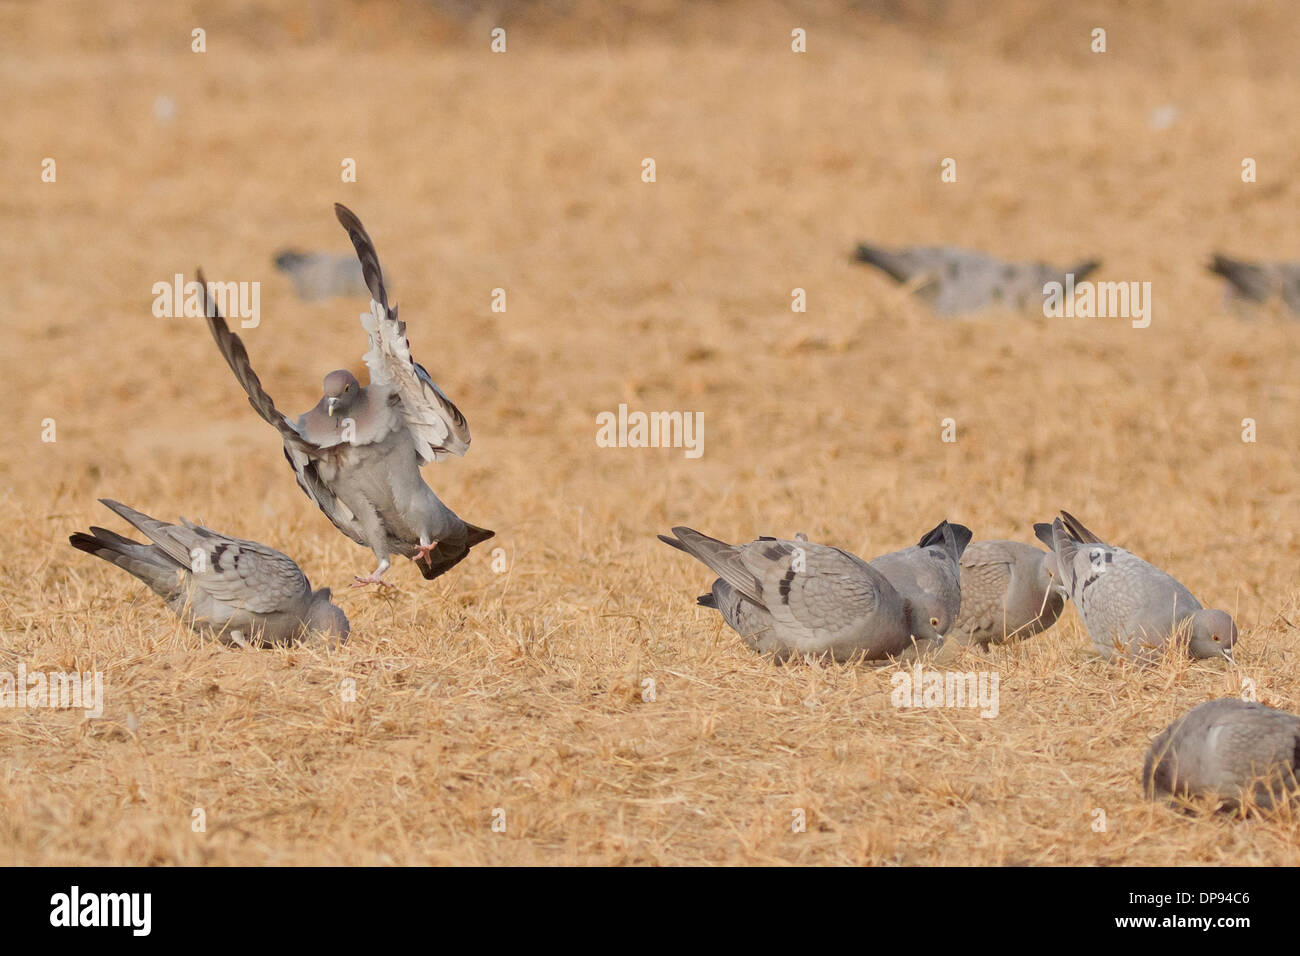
[203,203,493,587]
[1207,254,1300,315]
[658,526,946,662]
[69,499,349,647]
[950,539,1065,648]
[274,248,371,301]
[1040,511,1236,663]
[1144,698,1300,810]
[854,244,1100,315]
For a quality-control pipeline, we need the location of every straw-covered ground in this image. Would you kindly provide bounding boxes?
[3,1,1300,864]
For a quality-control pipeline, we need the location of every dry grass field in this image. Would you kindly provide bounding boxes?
[4,0,1300,865]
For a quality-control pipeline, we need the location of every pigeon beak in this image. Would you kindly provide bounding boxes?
[327,397,339,417]
[1221,646,1235,663]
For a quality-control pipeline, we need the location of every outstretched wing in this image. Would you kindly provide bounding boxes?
[200,270,369,549]
[334,203,472,464]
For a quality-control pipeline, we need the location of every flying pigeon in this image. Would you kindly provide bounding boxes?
[69,499,348,646]
[950,540,1065,648]
[854,244,1100,315]
[1038,511,1236,662]
[202,203,494,587]
[658,526,945,662]
[1144,698,1300,811]
[1207,254,1300,315]
[868,520,973,637]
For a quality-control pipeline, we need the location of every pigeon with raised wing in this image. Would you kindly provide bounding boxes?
[69,499,348,646]
[203,203,493,587]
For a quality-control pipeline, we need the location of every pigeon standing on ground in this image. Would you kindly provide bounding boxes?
[658,527,946,662]
[1144,698,1300,810]
[950,540,1065,648]
[69,499,349,646]
[853,244,1100,315]
[1040,511,1236,662]
[1207,254,1300,315]
[203,203,494,587]
[273,249,371,302]
[867,521,973,638]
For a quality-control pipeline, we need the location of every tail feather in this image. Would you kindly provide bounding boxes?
[1032,522,1055,550]
[69,529,180,598]
[1209,254,1272,301]
[918,520,972,560]
[1069,259,1101,281]
[854,244,912,283]
[661,526,764,607]
[417,524,495,580]
[1059,510,1104,545]
[1050,518,1080,593]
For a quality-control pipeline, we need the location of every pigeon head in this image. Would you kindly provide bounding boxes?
[322,370,361,418]
[907,599,948,643]
[1039,552,1068,598]
[307,589,350,645]
[1189,609,1237,661]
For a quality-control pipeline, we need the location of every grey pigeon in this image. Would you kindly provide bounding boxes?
[273,249,370,302]
[854,244,1099,315]
[1041,511,1236,662]
[658,527,945,662]
[203,203,493,587]
[867,521,973,637]
[1144,698,1300,810]
[69,499,348,646]
[950,540,1065,648]
[1207,253,1300,315]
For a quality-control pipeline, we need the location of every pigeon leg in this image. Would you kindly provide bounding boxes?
[351,556,392,589]
[413,539,440,566]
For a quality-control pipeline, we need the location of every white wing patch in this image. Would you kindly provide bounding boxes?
[360,299,471,464]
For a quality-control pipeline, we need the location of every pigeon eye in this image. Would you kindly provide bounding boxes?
[930,617,940,627]
[1213,635,1221,642]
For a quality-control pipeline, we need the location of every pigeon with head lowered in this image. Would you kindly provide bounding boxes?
[867,520,973,639]
[1040,511,1236,662]
[950,539,1065,648]
[202,203,493,587]
[658,526,945,662]
[854,244,1099,315]
[69,499,348,646]
[1144,698,1300,811]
